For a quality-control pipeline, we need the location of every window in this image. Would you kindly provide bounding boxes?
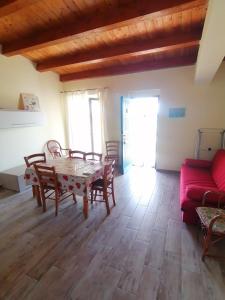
[67,93,102,153]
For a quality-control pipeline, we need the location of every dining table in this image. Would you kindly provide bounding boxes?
[24,157,105,218]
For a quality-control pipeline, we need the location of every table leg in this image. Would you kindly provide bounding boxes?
[35,186,42,207]
[83,194,88,219]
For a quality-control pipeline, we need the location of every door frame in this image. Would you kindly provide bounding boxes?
[120,96,124,174]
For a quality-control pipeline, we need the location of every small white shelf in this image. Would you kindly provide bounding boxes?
[0,109,46,129]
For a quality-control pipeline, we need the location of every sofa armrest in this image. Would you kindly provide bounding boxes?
[184,158,212,169]
[202,190,225,207]
[186,185,225,204]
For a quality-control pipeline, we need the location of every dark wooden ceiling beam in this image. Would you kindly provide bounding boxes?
[60,54,197,82]
[0,0,40,18]
[37,30,201,72]
[2,0,204,56]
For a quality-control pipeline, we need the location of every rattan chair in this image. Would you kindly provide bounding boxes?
[196,191,225,261]
[47,140,70,158]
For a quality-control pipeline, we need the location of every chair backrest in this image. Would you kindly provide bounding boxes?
[84,152,102,161]
[104,155,117,163]
[105,141,119,157]
[69,150,85,159]
[24,153,46,167]
[47,140,62,158]
[34,164,59,192]
[103,160,115,185]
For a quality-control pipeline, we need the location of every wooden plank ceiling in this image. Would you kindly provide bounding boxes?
[0,0,208,81]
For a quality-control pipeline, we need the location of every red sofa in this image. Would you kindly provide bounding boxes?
[180,149,225,224]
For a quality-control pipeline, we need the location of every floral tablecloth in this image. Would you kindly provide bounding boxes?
[24,158,104,196]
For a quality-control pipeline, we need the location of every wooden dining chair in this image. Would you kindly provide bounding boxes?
[90,160,116,215]
[105,140,120,172]
[34,164,76,216]
[69,150,86,160]
[47,140,70,158]
[84,152,102,161]
[24,153,46,206]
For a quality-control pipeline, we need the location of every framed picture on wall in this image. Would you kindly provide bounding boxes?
[19,93,40,111]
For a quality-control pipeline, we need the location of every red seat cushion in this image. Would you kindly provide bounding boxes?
[212,149,225,191]
[91,179,104,191]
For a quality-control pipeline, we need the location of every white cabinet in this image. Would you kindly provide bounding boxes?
[0,110,46,129]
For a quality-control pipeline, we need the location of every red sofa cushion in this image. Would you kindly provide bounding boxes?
[180,164,216,208]
[212,149,225,191]
[184,158,212,169]
[181,164,216,188]
[185,185,225,204]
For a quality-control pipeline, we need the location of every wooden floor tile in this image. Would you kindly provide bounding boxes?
[0,167,225,299]
[136,266,160,300]
[117,240,148,294]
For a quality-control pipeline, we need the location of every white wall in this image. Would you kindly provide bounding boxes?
[63,63,225,171]
[195,0,225,83]
[0,55,65,171]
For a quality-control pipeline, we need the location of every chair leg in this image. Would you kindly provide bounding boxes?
[72,193,77,203]
[40,188,47,212]
[105,197,110,215]
[42,198,46,212]
[103,189,110,215]
[32,185,36,198]
[202,230,212,261]
[91,190,94,204]
[94,190,97,201]
[55,196,59,216]
[34,186,42,207]
[111,181,116,206]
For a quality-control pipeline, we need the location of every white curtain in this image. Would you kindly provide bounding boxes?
[66,91,91,152]
[65,89,108,154]
[98,88,108,155]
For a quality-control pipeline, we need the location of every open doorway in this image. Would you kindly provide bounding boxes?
[121,96,158,173]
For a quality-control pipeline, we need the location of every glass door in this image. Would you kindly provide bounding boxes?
[67,94,102,153]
